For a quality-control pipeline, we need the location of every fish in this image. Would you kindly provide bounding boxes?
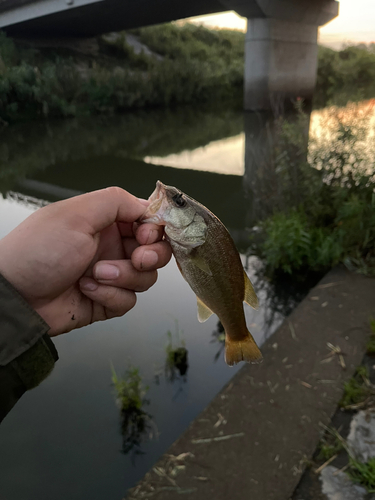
[140,181,262,366]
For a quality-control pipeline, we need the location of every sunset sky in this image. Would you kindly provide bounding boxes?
[190,0,375,49]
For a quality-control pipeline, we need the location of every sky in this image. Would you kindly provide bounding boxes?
[189,0,375,50]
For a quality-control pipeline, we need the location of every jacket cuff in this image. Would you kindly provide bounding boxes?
[0,274,51,366]
[11,333,58,389]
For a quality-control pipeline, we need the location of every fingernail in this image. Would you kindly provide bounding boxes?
[95,263,120,280]
[141,250,158,269]
[80,279,98,291]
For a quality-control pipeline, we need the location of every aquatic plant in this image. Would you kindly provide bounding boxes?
[111,364,148,411]
[110,364,156,456]
[165,324,188,381]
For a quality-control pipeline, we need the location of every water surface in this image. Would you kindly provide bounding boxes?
[0,105,316,499]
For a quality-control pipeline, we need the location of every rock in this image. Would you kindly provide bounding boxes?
[320,466,367,500]
[347,409,375,462]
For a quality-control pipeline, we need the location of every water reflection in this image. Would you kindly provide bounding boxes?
[250,263,323,336]
[145,133,244,176]
[211,321,225,363]
[0,106,243,196]
[243,105,311,224]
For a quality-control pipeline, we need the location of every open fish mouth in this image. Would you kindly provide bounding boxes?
[139,180,166,224]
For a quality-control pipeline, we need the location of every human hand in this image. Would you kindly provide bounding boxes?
[0,187,172,336]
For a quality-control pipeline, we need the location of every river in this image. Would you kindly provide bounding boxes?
[0,102,362,499]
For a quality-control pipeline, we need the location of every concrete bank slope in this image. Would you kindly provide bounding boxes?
[127,267,375,500]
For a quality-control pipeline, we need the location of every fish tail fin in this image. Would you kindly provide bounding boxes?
[224,332,262,367]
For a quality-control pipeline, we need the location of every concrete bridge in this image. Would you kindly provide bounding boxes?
[0,0,339,109]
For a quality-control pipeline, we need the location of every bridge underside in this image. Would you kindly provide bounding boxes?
[1,0,226,37]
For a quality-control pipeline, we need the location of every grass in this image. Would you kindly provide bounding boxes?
[317,433,344,461]
[339,366,371,409]
[319,425,375,492]
[348,457,375,492]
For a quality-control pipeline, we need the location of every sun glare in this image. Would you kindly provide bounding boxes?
[190,1,375,49]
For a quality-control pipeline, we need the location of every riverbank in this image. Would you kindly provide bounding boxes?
[1,24,375,123]
[0,25,244,123]
[126,266,375,500]
[293,351,375,500]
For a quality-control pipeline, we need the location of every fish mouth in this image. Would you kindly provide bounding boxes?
[139,180,166,224]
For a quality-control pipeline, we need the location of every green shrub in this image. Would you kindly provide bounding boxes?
[261,210,343,274]
[0,25,244,122]
[254,104,375,276]
[315,44,375,108]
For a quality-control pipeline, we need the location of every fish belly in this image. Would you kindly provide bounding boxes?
[171,225,247,340]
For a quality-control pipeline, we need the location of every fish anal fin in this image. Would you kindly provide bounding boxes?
[190,253,212,276]
[243,270,259,310]
[224,331,262,366]
[197,297,214,323]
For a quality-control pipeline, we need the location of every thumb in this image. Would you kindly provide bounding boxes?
[58,187,149,235]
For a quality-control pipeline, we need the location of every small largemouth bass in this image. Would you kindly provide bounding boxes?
[140,181,262,366]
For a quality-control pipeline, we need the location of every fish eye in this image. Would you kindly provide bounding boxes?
[172,193,187,208]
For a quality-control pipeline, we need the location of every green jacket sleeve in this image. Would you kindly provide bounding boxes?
[0,274,58,422]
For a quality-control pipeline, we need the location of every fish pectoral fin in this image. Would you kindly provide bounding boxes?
[190,253,212,276]
[197,297,214,323]
[243,270,259,310]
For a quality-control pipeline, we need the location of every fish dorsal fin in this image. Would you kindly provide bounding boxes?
[243,270,259,310]
[197,297,214,323]
[190,253,212,276]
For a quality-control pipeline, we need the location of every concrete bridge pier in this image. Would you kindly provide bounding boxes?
[239,1,339,110]
[244,19,319,110]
